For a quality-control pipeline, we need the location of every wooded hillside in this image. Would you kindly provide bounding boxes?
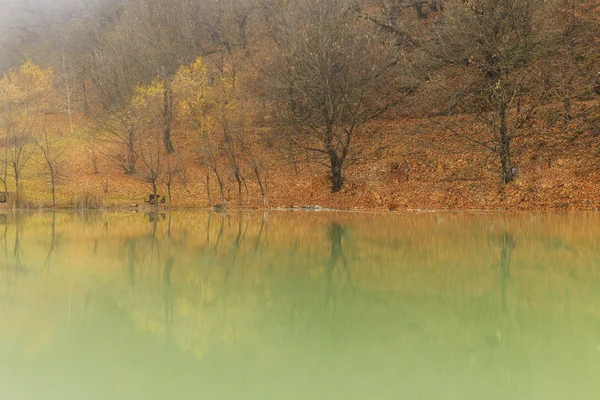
[1,0,599,210]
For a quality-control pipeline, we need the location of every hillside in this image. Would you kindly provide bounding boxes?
[1,0,599,211]
[2,99,600,212]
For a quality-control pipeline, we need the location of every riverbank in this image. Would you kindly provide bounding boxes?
[2,103,600,212]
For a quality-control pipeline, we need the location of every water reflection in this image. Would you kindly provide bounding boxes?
[44,212,56,274]
[1,211,600,399]
[326,222,352,303]
[489,232,516,311]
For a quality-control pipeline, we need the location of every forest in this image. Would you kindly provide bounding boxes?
[0,0,599,210]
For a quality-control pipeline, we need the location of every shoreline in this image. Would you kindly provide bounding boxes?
[2,202,599,214]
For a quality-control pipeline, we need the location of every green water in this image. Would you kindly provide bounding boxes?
[1,211,600,399]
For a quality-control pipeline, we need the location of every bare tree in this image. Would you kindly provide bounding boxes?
[84,127,102,174]
[362,0,443,43]
[1,111,37,206]
[262,0,399,192]
[213,70,248,205]
[96,109,140,174]
[220,117,246,205]
[175,57,228,206]
[0,124,8,196]
[123,0,206,153]
[138,130,162,208]
[34,126,71,207]
[239,134,269,206]
[133,78,168,207]
[197,125,228,207]
[549,0,600,128]
[0,61,54,205]
[84,5,151,175]
[161,152,184,206]
[57,54,75,134]
[431,0,551,184]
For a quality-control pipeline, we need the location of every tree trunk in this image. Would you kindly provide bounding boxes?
[213,167,226,206]
[167,181,172,206]
[563,95,571,127]
[263,169,269,206]
[329,150,344,192]
[91,144,99,174]
[151,180,158,209]
[563,76,573,128]
[1,145,7,194]
[253,165,266,206]
[62,56,74,134]
[51,173,56,207]
[205,171,212,206]
[13,166,20,206]
[163,79,175,154]
[234,168,243,206]
[103,172,109,193]
[127,124,136,174]
[498,106,515,184]
[82,78,90,116]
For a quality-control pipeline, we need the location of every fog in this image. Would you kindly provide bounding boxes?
[0,0,81,27]
[0,0,82,72]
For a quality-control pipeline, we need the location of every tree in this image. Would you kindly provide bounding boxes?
[216,58,270,206]
[45,28,79,134]
[239,130,270,207]
[176,57,228,206]
[262,0,399,192]
[0,60,55,205]
[161,152,185,206]
[432,0,551,184]
[212,54,251,206]
[122,0,206,154]
[138,132,162,206]
[363,0,444,42]
[133,78,166,206]
[56,54,76,134]
[549,0,600,127]
[89,20,150,175]
[34,125,71,207]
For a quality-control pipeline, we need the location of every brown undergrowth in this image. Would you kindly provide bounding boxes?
[2,101,600,212]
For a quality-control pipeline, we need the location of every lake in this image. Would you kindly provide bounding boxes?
[1,211,600,399]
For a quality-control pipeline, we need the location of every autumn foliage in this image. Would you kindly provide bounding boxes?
[0,0,600,210]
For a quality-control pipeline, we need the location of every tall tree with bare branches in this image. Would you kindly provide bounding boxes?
[262,0,399,192]
[431,0,552,183]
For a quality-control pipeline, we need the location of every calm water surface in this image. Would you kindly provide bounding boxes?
[1,211,600,399]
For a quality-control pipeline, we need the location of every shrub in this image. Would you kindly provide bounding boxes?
[7,191,34,210]
[71,191,104,210]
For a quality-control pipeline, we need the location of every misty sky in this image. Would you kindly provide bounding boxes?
[0,0,80,28]
[1,0,81,72]
[0,0,22,26]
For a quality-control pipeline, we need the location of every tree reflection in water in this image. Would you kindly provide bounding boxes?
[0,212,599,400]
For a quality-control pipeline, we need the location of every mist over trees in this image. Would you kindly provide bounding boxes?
[0,0,599,206]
